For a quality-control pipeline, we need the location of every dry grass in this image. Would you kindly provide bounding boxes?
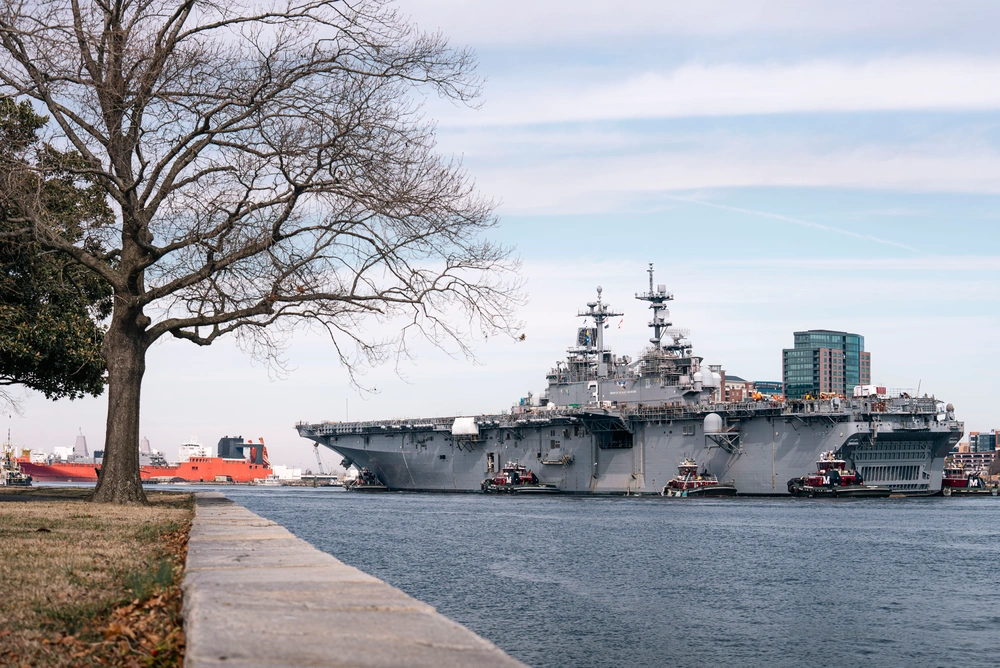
[0,487,193,667]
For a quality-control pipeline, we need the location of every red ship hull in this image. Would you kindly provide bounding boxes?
[142,456,271,483]
[18,456,271,484]
[17,460,99,482]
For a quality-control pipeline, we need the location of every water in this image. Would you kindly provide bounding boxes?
[222,488,1000,668]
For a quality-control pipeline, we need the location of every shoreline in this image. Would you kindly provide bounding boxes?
[183,491,525,667]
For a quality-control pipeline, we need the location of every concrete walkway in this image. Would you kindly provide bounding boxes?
[182,492,526,667]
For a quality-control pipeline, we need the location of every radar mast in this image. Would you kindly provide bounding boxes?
[577,286,623,357]
[635,263,672,349]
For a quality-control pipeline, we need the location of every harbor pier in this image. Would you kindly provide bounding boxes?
[183,492,523,667]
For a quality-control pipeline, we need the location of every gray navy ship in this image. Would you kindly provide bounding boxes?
[297,266,964,495]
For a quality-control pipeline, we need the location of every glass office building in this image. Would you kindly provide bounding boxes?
[782,330,870,399]
[969,431,998,453]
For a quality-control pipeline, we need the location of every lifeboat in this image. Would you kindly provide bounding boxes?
[661,459,737,497]
[941,464,998,496]
[481,462,558,494]
[787,451,891,498]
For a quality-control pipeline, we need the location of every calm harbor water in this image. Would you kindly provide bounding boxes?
[222,488,997,668]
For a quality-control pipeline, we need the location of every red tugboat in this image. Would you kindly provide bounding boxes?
[787,451,891,498]
[481,462,558,494]
[941,463,999,496]
[661,459,737,497]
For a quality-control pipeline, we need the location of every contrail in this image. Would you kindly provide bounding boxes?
[666,196,918,252]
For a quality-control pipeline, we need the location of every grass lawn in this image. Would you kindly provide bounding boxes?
[0,487,192,667]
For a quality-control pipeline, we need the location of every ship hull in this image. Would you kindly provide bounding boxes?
[300,407,962,496]
[19,458,272,484]
[18,461,98,482]
[141,458,271,483]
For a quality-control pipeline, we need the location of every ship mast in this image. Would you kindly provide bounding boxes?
[635,263,672,349]
[576,286,622,377]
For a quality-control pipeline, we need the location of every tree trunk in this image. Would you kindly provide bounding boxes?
[91,303,148,504]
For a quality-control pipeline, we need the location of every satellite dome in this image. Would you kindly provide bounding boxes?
[704,413,723,434]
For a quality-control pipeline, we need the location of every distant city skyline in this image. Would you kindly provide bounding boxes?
[7,0,1000,468]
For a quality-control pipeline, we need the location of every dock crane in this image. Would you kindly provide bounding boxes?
[312,443,326,475]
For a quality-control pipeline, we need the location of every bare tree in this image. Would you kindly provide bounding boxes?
[0,0,521,504]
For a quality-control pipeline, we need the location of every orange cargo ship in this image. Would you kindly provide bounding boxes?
[143,443,271,483]
[16,460,100,482]
[18,435,272,484]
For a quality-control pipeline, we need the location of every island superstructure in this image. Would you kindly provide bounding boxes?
[297,266,964,495]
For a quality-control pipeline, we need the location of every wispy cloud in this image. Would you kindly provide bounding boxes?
[840,207,930,218]
[432,56,1000,126]
[467,140,1000,214]
[403,0,1000,45]
[715,256,1000,271]
[664,196,918,251]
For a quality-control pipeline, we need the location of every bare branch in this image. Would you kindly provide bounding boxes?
[0,0,521,462]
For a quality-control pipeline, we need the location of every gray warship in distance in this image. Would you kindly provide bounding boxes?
[296,266,964,495]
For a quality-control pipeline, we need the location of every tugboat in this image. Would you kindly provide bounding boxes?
[941,463,999,496]
[481,462,558,494]
[343,467,388,492]
[661,459,737,497]
[787,451,891,498]
[1,433,32,487]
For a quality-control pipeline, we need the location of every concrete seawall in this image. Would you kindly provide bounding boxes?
[183,492,525,667]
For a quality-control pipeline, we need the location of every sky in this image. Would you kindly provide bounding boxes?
[8,0,1000,469]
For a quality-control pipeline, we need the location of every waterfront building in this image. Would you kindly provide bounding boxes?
[951,450,997,473]
[782,330,871,399]
[722,374,754,402]
[754,381,784,396]
[706,367,759,402]
[271,464,303,480]
[968,431,998,453]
